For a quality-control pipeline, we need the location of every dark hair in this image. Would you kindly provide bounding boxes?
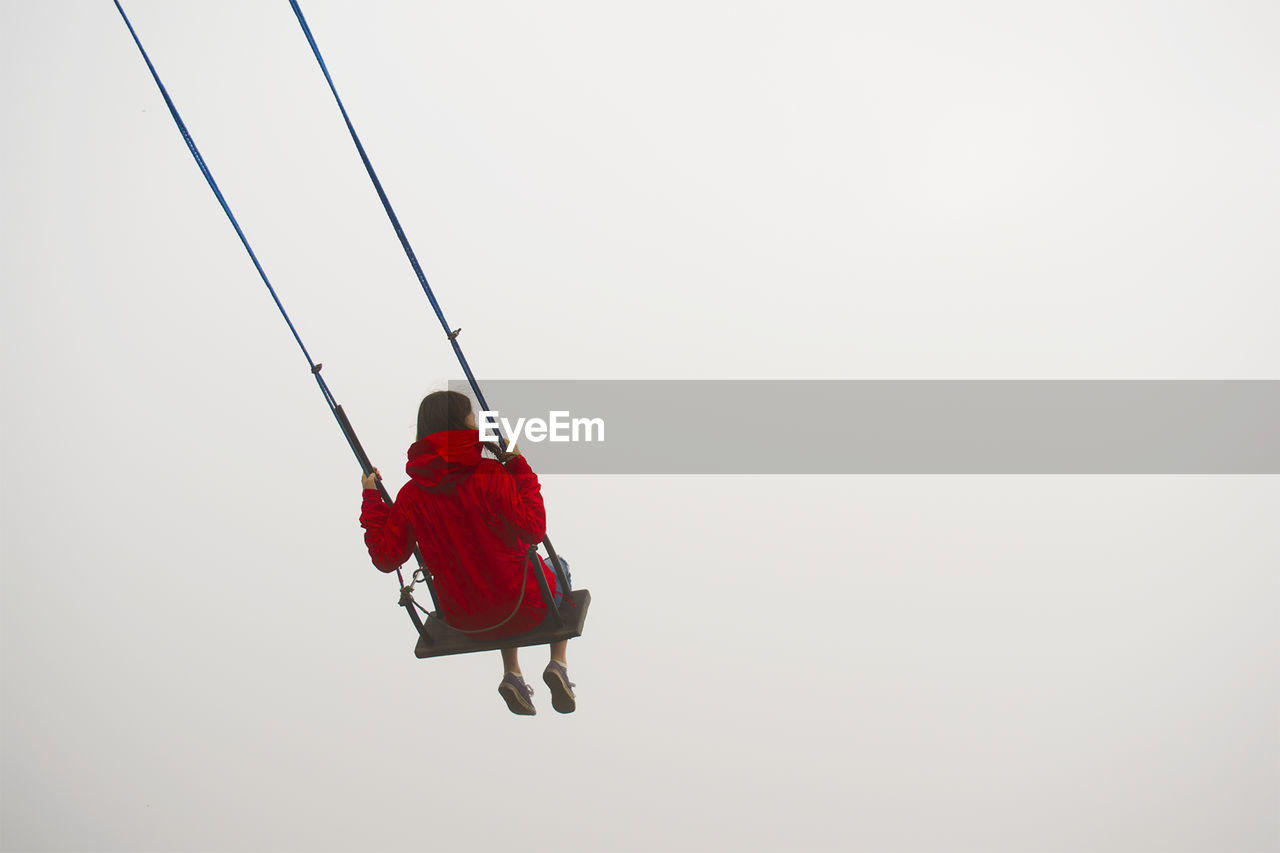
[416,390,512,461]
[416,390,473,440]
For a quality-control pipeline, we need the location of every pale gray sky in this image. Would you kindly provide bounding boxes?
[2,2,1277,852]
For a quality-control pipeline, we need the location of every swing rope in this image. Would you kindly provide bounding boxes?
[110,0,432,600]
[114,1,571,641]
[288,0,572,595]
[287,0,493,416]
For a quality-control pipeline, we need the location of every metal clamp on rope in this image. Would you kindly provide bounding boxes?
[311,363,323,374]
[447,328,462,340]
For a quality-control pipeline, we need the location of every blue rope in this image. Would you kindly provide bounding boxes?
[113,1,381,501]
[111,1,472,600]
[288,0,496,417]
[112,1,323,381]
[289,1,570,581]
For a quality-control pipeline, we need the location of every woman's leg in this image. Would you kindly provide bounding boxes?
[549,640,568,665]
[543,641,574,713]
[501,647,521,675]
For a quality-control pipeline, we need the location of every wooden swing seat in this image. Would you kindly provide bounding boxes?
[414,589,591,659]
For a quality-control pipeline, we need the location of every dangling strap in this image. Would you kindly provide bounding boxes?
[447,546,538,635]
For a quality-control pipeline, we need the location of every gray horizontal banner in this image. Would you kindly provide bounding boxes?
[447,380,1280,474]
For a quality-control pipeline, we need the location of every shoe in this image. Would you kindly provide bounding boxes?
[498,672,536,715]
[542,661,576,714]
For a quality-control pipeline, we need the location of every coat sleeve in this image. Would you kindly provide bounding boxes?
[359,488,415,573]
[485,456,547,545]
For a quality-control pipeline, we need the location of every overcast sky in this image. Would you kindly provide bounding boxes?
[2,2,1277,852]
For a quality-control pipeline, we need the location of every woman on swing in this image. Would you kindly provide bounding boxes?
[359,390,574,715]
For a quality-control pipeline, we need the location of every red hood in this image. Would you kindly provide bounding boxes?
[406,430,482,492]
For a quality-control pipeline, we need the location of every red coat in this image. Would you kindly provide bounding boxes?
[359,429,558,640]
